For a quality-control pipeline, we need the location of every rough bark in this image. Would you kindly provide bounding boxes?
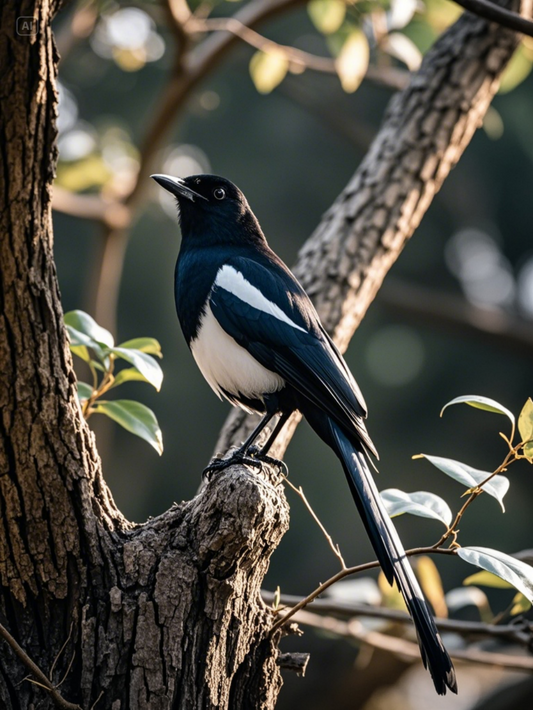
[0,1,530,710]
[1,2,288,709]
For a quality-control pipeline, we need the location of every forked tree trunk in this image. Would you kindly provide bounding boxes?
[0,1,528,708]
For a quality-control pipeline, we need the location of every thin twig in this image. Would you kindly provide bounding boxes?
[89,690,104,710]
[261,590,533,646]
[294,608,533,671]
[270,546,456,633]
[189,16,339,73]
[453,0,533,37]
[283,477,346,569]
[433,448,518,548]
[49,620,74,682]
[0,621,82,710]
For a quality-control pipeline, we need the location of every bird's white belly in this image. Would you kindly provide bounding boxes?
[190,303,284,403]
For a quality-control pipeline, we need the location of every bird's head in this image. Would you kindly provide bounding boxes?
[151,173,264,247]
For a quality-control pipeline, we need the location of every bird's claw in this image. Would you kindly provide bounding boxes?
[203,446,288,480]
[247,445,289,476]
[203,451,262,480]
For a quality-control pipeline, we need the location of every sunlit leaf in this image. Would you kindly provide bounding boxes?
[93,399,163,454]
[518,398,533,459]
[335,29,369,93]
[106,347,163,391]
[56,154,112,192]
[308,0,346,35]
[388,0,419,30]
[463,570,513,589]
[440,394,515,427]
[378,571,406,611]
[416,454,510,511]
[416,556,448,618]
[425,0,462,31]
[457,547,533,603]
[382,32,422,71]
[77,381,93,402]
[111,367,152,388]
[499,45,533,94]
[66,325,107,362]
[64,310,114,347]
[380,488,452,527]
[113,46,147,72]
[510,592,532,616]
[326,578,381,606]
[118,337,162,358]
[249,50,289,94]
[70,344,91,363]
[445,587,491,620]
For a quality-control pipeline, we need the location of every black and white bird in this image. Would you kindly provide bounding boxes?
[151,172,457,695]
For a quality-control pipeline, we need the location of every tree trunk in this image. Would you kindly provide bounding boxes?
[0,1,529,709]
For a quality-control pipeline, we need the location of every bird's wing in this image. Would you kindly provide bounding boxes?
[209,257,377,455]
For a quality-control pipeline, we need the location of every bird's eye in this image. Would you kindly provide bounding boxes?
[213,187,226,200]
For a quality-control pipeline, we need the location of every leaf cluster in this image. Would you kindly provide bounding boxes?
[65,310,164,454]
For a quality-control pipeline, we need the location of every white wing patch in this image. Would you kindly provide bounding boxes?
[190,303,284,405]
[215,265,306,333]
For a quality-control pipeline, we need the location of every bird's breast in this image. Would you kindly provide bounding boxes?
[190,303,285,404]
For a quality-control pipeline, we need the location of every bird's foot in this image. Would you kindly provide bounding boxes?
[247,445,289,477]
[203,449,263,480]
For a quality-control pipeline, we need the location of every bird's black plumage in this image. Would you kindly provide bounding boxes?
[152,172,457,695]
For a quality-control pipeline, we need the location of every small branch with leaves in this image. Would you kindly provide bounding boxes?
[268,394,533,673]
[65,310,164,454]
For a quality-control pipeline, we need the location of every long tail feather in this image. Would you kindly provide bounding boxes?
[331,421,457,695]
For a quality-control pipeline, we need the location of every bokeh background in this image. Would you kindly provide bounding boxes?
[51,1,533,707]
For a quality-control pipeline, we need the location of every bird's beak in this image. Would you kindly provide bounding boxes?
[150,174,208,202]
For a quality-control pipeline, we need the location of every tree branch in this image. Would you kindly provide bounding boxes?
[214,0,531,460]
[292,609,533,671]
[261,591,533,646]
[378,278,533,358]
[270,547,456,632]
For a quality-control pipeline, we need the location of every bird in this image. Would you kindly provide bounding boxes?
[151,172,457,695]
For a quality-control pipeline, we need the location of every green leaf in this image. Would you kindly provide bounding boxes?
[307,0,346,35]
[416,454,510,511]
[416,556,448,618]
[510,592,532,616]
[106,347,163,391]
[77,381,93,402]
[440,395,515,427]
[70,344,91,363]
[249,50,289,94]
[463,570,513,589]
[335,29,369,93]
[118,337,163,358]
[111,367,153,388]
[64,310,114,347]
[93,399,163,454]
[518,398,533,458]
[66,325,108,363]
[457,547,533,603]
[381,488,452,527]
[499,45,533,94]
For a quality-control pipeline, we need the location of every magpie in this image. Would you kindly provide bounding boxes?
[151,172,457,695]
